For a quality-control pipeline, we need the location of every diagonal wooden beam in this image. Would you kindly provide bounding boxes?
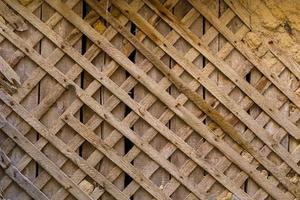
[0,19,213,200]
[11,1,291,199]
[62,26,249,199]
[0,111,93,200]
[0,73,171,200]
[267,41,300,81]
[1,2,250,200]
[0,146,50,200]
[0,0,27,31]
[0,55,20,86]
[223,0,251,28]
[2,0,298,199]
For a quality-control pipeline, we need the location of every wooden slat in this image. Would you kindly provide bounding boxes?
[0,2,41,199]
[223,0,251,28]
[0,16,208,200]
[0,0,28,31]
[0,146,50,200]
[73,12,236,198]
[132,1,171,198]
[0,55,20,86]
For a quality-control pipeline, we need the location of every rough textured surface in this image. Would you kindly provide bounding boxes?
[240,0,300,62]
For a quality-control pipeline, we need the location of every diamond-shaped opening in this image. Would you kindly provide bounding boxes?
[39,37,57,58]
[170,149,189,168]
[78,104,95,124]
[186,132,204,150]
[154,18,172,37]
[207,182,226,199]
[147,98,168,118]
[190,165,206,183]
[204,147,224,165]
[150,167,171,188]
[3,181,30,199]
[174,37,192,55]
[56,123,78,144]
[42,177,66,199]
[241,177,259,195]
[226,16,244,34]
[224,163,241,180]
[138,4,156,21]
[97,155,119,177]
[40,3,57,23]
[0,39,18,62]
[150,134,168,152]
[171,185,190,200]
[267,151,283,166]
[131,187,153,200]
[174,0,194,19]
[38,74,60,102]
[54,54,77,74]
[247,103,262,119]
[169,115,190,136]
[192,54,205,69]
[42,142,66,167]
[78,140,96,159]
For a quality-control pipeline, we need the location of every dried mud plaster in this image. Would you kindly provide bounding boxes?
[239,0,300,63]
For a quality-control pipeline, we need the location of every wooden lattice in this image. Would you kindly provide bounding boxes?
[0,0,300,199]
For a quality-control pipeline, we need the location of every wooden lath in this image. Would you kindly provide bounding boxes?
[0,0,300,200]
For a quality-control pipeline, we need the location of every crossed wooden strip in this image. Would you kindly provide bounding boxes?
[0,145,49,200]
